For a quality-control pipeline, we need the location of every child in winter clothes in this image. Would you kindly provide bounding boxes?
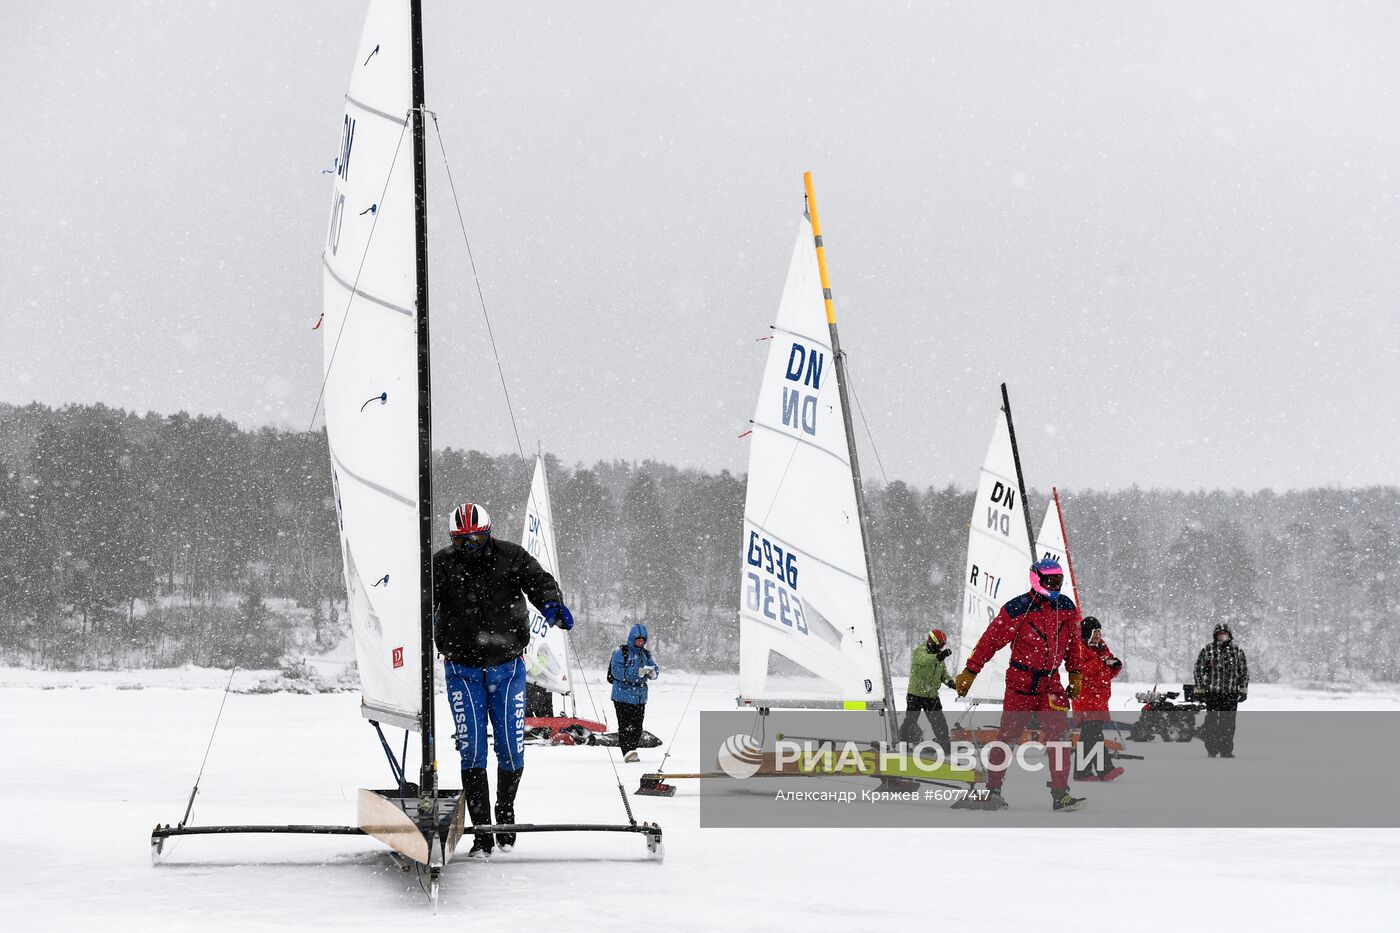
[1073,617,1124,781]
[609,622,660,762]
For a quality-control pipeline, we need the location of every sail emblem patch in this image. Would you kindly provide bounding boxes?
[392,646,404,669]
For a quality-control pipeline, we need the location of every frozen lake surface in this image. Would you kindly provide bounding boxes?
[5,669,1398,931]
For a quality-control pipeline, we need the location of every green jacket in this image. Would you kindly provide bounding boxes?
[907,644,955,698]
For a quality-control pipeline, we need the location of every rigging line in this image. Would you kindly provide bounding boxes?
[429,111,526,461]
[842,352,891,488]
[178,666,239,829]
[308,115,411,431]
[654,673,705,776]
[757,430,803,532]
[567,639,638,825]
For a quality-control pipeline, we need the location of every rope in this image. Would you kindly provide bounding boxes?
[179,666,239,828]
[654,673,704,776]
[568,645,635,824]
[842,352,891,487]
[428,111,526,461]
[308,114,411,431]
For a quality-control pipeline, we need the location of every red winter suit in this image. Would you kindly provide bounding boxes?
[965,590,1083,789]
[1073,640,1122,721]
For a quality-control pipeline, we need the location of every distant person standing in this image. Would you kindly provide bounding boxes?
[898,628,955,750]
[1073,617,1125,781]
[609,623,660,762]
[1193,622,1248,758]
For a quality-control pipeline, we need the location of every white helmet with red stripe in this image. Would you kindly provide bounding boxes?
[448,502,492,538]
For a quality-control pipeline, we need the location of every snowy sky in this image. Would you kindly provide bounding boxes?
[2,1,1397,491]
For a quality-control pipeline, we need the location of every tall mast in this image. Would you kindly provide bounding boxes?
[410,0,436,801]
[804,172,897,746]
[1000,382,1036,558]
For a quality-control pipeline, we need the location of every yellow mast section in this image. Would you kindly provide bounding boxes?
[803,171,837,325]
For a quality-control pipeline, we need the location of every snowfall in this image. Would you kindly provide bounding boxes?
[5,667,1398,931]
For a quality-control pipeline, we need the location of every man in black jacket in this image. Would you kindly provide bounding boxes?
[1193,622,1249,758]
[435,502,574,858]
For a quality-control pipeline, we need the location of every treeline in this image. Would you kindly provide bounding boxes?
[1,402,1397,683]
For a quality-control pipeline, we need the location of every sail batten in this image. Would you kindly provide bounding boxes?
[323,258,414,318]
[747,420,853,468]
[327,445,416,508]
[345,94,410,126]
[769,325,834,351]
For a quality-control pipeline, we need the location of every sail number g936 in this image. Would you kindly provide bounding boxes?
[744,531,806,633]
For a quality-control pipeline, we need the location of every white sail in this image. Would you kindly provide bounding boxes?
[322,0,421,730]
[521,456,571,696]
[737,220,884,707]
[958,410,1035,703]
[1034,490,1079,607]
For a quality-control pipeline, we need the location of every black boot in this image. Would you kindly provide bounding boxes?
[1050,784,1088,812]
[495,768,523,851]
[461,768,493,858]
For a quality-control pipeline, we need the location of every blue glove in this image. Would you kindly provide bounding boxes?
[542,600,573,631]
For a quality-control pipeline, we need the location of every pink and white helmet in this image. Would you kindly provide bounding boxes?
[1029,558,1065,597]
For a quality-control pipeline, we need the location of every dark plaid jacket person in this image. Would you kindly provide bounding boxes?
[1193,623,1249,696]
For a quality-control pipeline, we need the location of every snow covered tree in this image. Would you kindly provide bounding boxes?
[868,480,938,651]
[555,466,617,614]
[621,470,684,647]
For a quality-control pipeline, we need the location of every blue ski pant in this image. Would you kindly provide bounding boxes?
[444,657,527,772]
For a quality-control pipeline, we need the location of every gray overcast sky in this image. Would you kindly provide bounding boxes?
[2,1,1397,491]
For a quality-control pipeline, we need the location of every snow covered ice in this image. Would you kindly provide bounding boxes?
[3,668,1397,930]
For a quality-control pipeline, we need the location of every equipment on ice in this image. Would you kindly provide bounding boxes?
[518,451,602,745]
[735,173,897,729]
[520,454,571,700]
[641,175,980,797]
[1131,687,1204,742]
[150,0,660,903]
